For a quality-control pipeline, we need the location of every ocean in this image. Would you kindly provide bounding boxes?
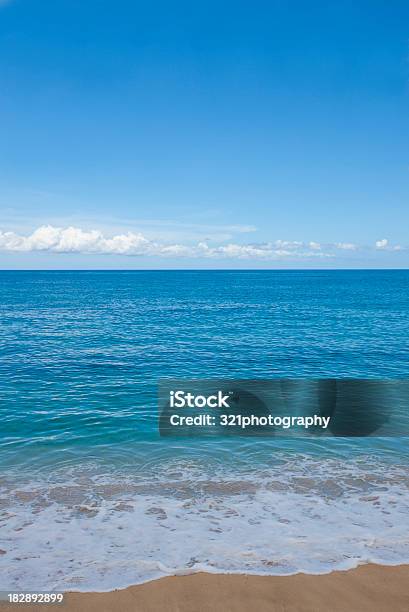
[0,270,408,591]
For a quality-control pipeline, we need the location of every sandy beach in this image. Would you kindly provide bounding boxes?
[1,564,408,612]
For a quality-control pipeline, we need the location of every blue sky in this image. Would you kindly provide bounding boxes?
[1,0,408,268]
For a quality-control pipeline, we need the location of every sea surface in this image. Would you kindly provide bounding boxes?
[0,270,409,591]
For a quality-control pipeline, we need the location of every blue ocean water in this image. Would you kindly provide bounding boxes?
[0,270,409,590]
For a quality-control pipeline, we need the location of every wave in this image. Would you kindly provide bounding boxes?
[1,454,409,592]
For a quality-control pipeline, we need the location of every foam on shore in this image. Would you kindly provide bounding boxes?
[1,453,409,592]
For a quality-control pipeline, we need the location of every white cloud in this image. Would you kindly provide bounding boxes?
[335,242,357,251]
[375,238,405,252]
[0,226,152,256]
[0,225,329,259]
[0,225,405,260]
[375,238,389,249]
[273,240,303,250]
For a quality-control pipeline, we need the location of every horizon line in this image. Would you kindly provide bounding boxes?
[1,268,408,272]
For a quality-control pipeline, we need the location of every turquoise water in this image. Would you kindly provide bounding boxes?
[0,270,409,590]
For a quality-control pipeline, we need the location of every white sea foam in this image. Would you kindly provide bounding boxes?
[0,455,409,592]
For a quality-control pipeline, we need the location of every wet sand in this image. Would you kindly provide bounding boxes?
[1,564,408,612]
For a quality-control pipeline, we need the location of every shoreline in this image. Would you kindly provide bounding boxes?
[2,564,409,611]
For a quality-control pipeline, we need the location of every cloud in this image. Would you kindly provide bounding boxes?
[0,225,405,260]
[0,226,155,256]
[0,225,325,259]
[335,242,357,251]
[375,238,389,249]
[375,238,404,251]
